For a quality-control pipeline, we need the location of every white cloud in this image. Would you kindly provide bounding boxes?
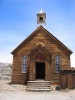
[0,52,13,63]
[0,58,5,62]
[71,53,75,67]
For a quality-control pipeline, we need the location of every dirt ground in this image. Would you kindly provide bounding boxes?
[0,80,75,100]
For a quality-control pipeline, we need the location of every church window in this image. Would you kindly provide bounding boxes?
[22,56,27,73]
[55,55,60,73]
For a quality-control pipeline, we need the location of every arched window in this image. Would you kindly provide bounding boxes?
[39,17,43,21]
[55,55,60,72]
[22,56,27,73]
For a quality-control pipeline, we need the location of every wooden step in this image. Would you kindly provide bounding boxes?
[26,80,51,92]
[26,88,51,92]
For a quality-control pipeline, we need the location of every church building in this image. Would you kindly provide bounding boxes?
[11,9,75,90]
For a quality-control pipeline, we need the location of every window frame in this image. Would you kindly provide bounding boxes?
[22,55,27,73]
[55,55,60,73]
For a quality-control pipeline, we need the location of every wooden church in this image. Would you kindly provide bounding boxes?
[11,9,75,90]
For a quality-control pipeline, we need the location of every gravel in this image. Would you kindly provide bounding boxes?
[0,64,75,100]
[0,80,75,100]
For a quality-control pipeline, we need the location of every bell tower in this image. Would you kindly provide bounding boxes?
[37,8,46,28]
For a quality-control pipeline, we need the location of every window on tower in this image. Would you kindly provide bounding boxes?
[39,17,43,21]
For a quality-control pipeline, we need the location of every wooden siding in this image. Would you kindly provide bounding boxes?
[59,70,75,89]
[11,28,71,84]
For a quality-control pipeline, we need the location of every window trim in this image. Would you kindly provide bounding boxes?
[22,55,27,73]
[55,55,61,73]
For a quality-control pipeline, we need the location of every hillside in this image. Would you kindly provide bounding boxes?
[0,62,12,80]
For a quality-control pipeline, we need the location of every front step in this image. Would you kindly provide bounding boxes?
[26,80,51,92]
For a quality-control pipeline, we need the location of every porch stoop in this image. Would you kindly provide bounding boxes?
[26,80,51,92]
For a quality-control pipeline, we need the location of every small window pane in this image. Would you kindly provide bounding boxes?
[22,56,27,73]
[56,61,60,64]
[55,55,60,72]
[56,55,60,60]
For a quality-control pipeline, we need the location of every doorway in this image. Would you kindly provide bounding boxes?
[35,63,45,79]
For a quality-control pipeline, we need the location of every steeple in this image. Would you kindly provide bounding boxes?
[37,8,46,28]
[39,8,44,13]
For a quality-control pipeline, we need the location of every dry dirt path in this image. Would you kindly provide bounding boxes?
[0,80,75,100]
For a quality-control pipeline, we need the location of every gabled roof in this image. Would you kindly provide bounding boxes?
[11,26,72,54]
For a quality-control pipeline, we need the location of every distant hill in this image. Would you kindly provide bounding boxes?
[0,62,11,67]
[0,62,12,80]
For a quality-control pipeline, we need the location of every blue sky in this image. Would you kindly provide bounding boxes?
[0,0,75,67]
